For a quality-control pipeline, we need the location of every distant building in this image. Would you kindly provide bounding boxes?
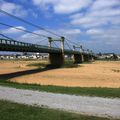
[117,55,120,60]
[97,53,118,60]
[0,53,49,60]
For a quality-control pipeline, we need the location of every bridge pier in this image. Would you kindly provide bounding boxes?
[73,45,84,64]
[49,53,64,67]
[89,54,94,61]
[83,54,90,62]
[73,54,83,64]
[48,37,65,67]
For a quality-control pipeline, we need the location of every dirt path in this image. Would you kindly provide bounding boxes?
[0,86,120,119]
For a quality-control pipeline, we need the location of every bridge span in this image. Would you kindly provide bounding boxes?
[0,38,94,67]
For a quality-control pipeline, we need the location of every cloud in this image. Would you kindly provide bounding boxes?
[58,28,81,35]
[1,26,26,34]
[71,15,108,28]
[86,29,103,35]
[70,0,120,28]
[91,0,120,10]
[20,28,82,48]
[84,27,120,52]
[78,25,120,53]
[0,0,28,17]
[32,0,93,14]
[91,28,120,39]
[21,28,81,40]
[0,0,119,53]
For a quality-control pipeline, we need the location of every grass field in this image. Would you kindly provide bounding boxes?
[0,60,120,120]
[0,100,114,120]
[0,60,120,98]
[0,79,120,98]
[7,61,120,88]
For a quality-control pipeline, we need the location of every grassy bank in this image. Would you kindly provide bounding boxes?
[0,100,113,120]
[0,79,120,98]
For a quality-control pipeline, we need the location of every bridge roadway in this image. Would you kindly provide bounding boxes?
[0,38,92,66]
[0,38,80,55]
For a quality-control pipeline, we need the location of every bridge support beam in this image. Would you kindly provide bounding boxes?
[48,37,65,67]
[89,54,94,61]
[73,54,83,64]
[73,45,84,64]
[83,54,90,62]
[49,53,64,67]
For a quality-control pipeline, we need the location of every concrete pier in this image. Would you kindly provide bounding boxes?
[49,53,64,67]
[48,37,65,67]
[83,53,90,62]
[73,54,83,64]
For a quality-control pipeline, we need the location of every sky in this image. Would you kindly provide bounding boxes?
[0,0,120,54]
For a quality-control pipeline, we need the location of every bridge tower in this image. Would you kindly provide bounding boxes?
[48,37,65,67]
[73,45,84,64]
[83,49,92,62]
[89,50,95,61]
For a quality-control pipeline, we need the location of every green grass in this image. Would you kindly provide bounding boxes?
[0,79,120,98]
[0,100,113,120]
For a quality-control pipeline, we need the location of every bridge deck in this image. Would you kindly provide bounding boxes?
[0,38,81,55]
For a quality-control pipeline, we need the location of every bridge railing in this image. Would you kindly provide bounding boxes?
[0,38,84,54]
[0,38,61,51]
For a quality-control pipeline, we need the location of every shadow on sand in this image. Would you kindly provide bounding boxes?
[0,64,58,80]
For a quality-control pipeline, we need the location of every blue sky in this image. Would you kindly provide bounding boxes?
[0,0,120,53]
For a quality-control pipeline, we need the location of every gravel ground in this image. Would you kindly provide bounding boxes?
[0,86,120,119]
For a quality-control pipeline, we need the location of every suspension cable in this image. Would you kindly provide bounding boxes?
[0,9,61,38]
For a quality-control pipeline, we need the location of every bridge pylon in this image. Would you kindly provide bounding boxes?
[73,45,84,64]
[83,49,94,62]
[89,50,95,61]
[48,37,65,67]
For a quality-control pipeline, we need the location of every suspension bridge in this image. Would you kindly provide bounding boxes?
[0,9,95,67]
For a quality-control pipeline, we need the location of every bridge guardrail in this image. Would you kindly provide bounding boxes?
[0,38,85,55]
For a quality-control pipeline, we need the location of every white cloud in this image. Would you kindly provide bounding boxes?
[90,8,120,17]
[21,28,81,40]
[80,26,120,53]
[0,0,27,17]
[54,0,92,14]
[86,29,103,35]
[70,0,120,28]
[85,28,120,49]
[1,26,26,34]
[71,15,108,28]
[20,28,82,47]
[32,0,93,14]
[58,29,81,35]
[111,16,120,25]
[91,0,120,10]
[0,0,119,53]
[91,28,120,39]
